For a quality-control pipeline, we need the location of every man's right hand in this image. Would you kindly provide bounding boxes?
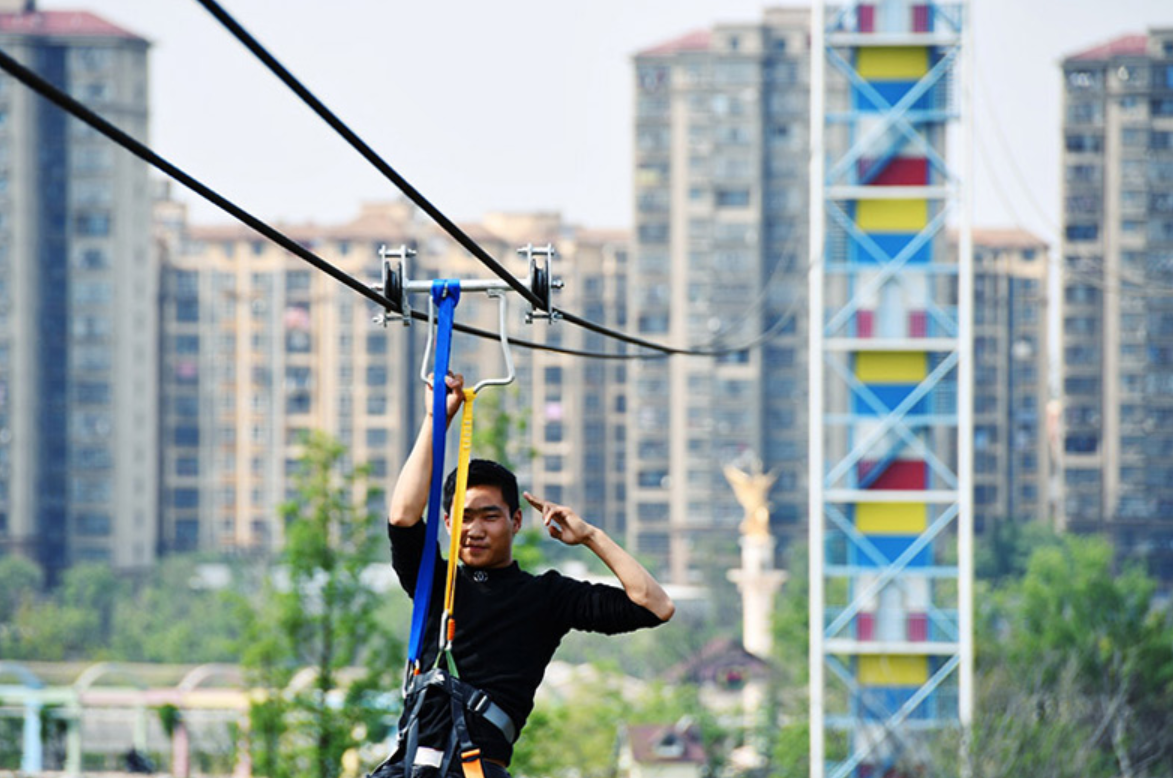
[425,371,466,423]
[389,371,466,527]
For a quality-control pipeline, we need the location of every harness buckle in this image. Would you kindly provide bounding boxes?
[467,690,490,716]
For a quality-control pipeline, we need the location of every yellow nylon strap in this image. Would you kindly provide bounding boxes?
[442,388,477,641]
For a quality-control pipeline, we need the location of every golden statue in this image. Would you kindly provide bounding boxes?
[723,456,776,539]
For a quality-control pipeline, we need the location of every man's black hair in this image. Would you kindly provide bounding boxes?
[443,459,520,517]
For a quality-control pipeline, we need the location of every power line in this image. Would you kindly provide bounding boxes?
[0,45,659,361]
[192,0,744,358]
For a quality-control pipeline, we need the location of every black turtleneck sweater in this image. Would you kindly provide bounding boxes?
[388,521,664,766]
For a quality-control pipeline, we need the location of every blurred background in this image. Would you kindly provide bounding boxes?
[1,1,1172,777]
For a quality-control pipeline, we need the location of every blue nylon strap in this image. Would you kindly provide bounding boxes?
[407,280,461,667]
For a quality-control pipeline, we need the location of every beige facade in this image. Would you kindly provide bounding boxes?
[159,201,629,554]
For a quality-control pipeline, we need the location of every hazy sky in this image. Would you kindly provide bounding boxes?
[36,0,1173,247]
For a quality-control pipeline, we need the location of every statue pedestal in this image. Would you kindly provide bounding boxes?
[728,534,787,659]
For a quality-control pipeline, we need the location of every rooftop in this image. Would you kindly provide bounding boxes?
[623,723,706,765]
[1066,33,1147,62]
[967,227,1049,250]
[0,10,145,41]
[637,29,710,58]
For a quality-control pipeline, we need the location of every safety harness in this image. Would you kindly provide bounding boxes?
[382,281,518,778]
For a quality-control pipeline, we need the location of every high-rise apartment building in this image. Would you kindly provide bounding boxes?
[632,8,811,583]
[967,229,1051,533]
[0,4,154,575]
[159,201,629,554]
[1060,29,1173,578]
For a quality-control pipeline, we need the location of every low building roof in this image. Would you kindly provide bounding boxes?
[623,723,706,765]
[637,29,711,58]
[1066,33,1147,62]
[0,10,145,41]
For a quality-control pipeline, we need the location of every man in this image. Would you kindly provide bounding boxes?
[376,373,674,778]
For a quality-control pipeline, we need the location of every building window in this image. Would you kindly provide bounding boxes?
[286,271,311,293]
[716,188,751,207]
[366,332,387,355]
[638,223,669,244]
[74,211,111,236]
[367,393,387,415]
[974,485,997,505]
[75,381,110,404]
[76,512,111,535]
[176,520,199,549]
[638,469,668,488]
[176,300,199,322]
[366,365,387,387]
[1064,133,1103,153]
[80,248,108,269]
[287,392,311,414]
[1065,435,1099,454]
[637,502,669,520]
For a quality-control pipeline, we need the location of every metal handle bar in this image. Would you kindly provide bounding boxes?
[419,286,516,393]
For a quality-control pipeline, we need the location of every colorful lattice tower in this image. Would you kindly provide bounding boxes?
[808,2,972,777]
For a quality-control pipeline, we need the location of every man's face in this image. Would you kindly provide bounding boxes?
[447,484,521,569]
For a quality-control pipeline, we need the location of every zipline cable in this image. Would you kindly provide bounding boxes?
[191,0,541,308]
[0,45,671,361]
[191,0,757,358]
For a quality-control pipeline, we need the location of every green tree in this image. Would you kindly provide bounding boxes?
[3,562,125,660]
[511,672,726,778]
[0,556,42,622]
[970,534,1173,775]
[973,519,1062,582]
[111,555,243,663]
[469,386,530,471]
[240,432,402,778]
[764,542,809,778]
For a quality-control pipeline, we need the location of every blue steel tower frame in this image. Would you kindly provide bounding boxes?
[808,2,973,776]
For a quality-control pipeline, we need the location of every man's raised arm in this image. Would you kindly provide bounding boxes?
[388,373,464,527]
[523,492,676,622]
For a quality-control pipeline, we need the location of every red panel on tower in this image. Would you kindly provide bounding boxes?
[857,309,875,338]
[909,310,927,338]
[857,613,875,640]
[912,4,932,32]
[859,157,929,186]
[859,460,927,490]
[857,4,875,32]
[908,613,928,642]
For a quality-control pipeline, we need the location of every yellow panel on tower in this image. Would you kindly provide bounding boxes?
[857,199,929,232]
[855,47,930,80]
[855,351,928,383]
[856,502,928,534]
[859,655,929,686]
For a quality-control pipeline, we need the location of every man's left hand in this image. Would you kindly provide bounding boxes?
[523,492,596,546]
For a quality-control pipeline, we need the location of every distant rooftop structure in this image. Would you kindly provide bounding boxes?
[637,29,710,57]
[949,227,1048,251]
[620,722,706,766]
[1066,33,1147,61]
[0,0,144,41]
